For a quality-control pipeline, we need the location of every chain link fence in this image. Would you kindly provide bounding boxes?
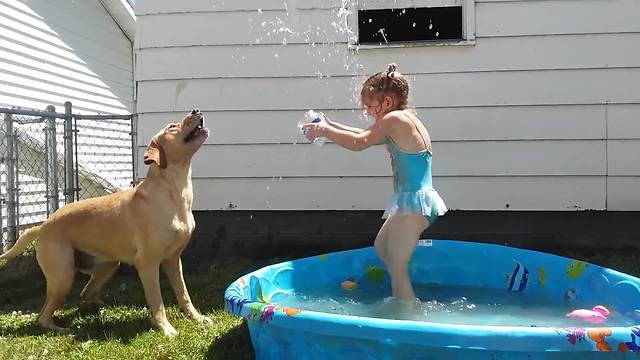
[0,102,136,251]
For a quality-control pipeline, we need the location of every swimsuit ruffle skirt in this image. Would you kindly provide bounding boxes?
[382,187,448,219]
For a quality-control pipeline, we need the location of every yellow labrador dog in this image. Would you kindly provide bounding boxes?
[0,109,211,336]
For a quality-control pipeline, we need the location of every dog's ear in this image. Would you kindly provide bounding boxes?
[143,138,167,169]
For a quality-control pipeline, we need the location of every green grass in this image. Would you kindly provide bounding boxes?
[0,255,288,360]
[0,249,638,360]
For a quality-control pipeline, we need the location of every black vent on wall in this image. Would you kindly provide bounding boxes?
[358,7,463,44]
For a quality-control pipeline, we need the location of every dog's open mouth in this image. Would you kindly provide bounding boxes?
[184,117,208,142]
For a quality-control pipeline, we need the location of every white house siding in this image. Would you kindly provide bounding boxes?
[134,0,640,211]
[0,0,134,229]
[0,0,133,115]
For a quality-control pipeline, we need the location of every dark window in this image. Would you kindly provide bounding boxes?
[358,7,463,44]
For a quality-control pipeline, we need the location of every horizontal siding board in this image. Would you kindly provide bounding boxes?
[185,176,605,211]
[425,105,606,141]
[136,68,640,112]
[137,105,606,145]
[607,177,640,211]
[136,0,284,14]
[607,140,640,176]
[0,93,58,111]
[0,85,131,114]
[135,34,640,80]
[441,176,605,211]
[136,0,346,14]
[137,140,606,178]
[476,0,640,37]
[135,43,353,80]
[136,10,346,48]
[1,77,131,114]
[608,104,640,139]
[0,71,130,109]
[1,59,131,100]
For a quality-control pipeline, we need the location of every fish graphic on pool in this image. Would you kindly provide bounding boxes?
[507,261,530,292]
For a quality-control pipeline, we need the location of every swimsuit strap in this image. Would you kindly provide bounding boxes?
[403,110,430,152]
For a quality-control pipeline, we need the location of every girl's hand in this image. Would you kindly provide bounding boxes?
[301,121,325,141]
[319,112,334,127]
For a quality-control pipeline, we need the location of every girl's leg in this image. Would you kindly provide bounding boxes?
[385,213,428,302]
[373,216,393,268]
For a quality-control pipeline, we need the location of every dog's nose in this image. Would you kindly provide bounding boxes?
[191,109,200,115]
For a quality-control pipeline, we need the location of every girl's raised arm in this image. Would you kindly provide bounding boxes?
[321,112,364,134]
[303,115,389,151]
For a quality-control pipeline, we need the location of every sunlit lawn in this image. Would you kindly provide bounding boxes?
[0,247,638,359]
[0,253,283,360]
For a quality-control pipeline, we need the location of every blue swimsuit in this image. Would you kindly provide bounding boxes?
[382,116,447,225]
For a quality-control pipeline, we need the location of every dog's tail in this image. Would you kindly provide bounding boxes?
[0,225,41,263]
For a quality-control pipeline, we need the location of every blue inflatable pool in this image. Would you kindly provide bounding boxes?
[224,240,640,359]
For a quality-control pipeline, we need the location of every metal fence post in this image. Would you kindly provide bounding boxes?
[45,105,59,214]
[0,120,2,251]
[64,102,75,204]
[131,113,138,185]
[4,112,16,247]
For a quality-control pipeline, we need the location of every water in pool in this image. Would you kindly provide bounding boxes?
[273,283,636,327]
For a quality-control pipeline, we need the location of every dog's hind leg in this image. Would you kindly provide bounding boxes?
[80,261,120,305]
[36,240,75,332]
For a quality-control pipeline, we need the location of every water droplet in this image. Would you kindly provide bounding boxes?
[412,22,416,28]
[257,8,262,14]
[368,18,372,23]
[429,22,433,30]
[435,32,439,37]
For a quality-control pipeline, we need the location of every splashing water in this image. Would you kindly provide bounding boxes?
[274,283,638,327]
[377,28,388,44]
[253,0,365,116]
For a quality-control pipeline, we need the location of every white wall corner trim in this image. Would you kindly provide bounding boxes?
[99,0,136,42]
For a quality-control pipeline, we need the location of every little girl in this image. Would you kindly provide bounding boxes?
[302,63,447,303]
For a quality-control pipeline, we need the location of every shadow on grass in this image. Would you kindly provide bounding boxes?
[0,305,153,342]
[206,320,254,360]
[0,278,157,343]
[0,259,168,342]
[0,256,278,347]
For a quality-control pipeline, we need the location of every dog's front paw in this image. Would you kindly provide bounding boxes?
[158,323,178,337]
[193,313,213,325]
